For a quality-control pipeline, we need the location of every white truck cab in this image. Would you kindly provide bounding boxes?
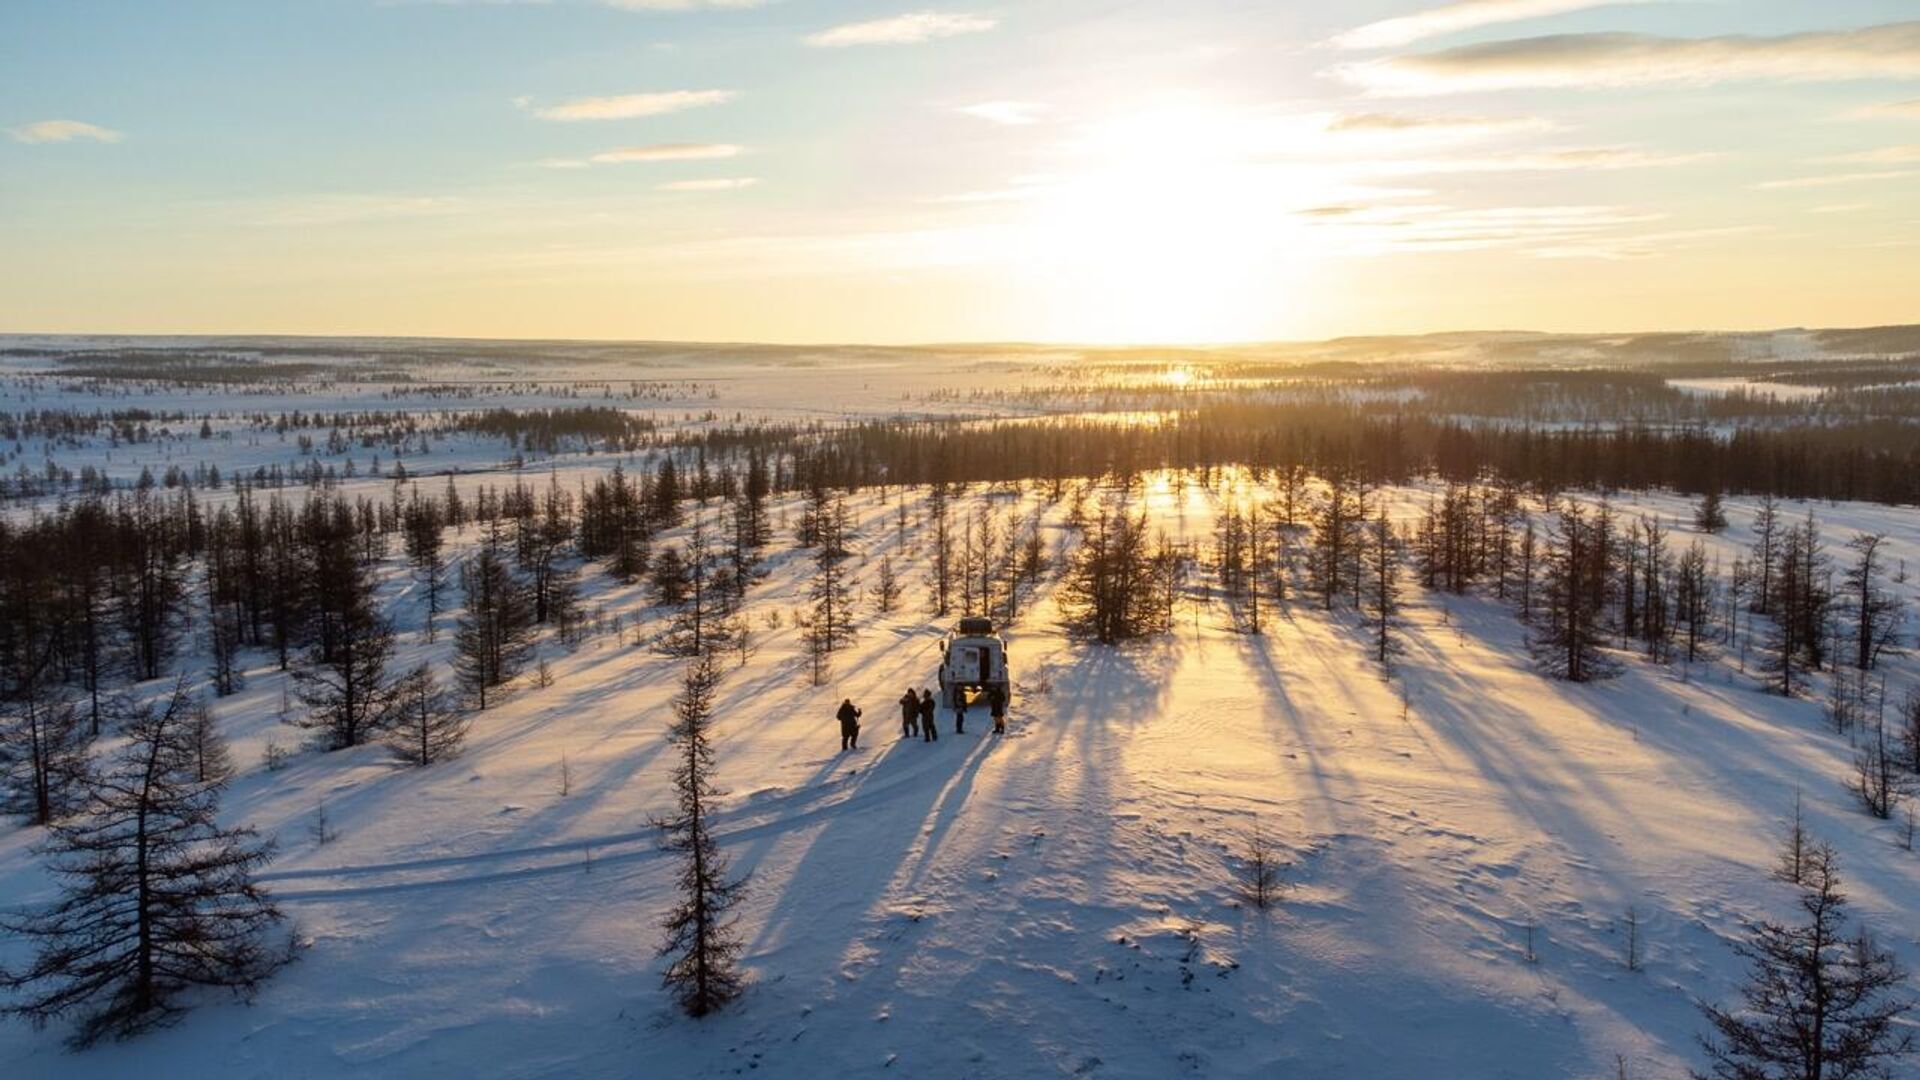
[938,616,1010,710]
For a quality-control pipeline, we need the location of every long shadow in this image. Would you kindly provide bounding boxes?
[1394,608,1646,877]
[1377,588,1920,1067]
[743,717,987,962]
[899,720,1005,894]
[1233,608,1367,835]
[1023,615,1183,903]
[744,530,1177,1002]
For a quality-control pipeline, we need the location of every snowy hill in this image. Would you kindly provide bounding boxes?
[5,479,1917,1079]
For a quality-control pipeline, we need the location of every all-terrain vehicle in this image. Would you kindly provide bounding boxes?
[938,616,1010,710]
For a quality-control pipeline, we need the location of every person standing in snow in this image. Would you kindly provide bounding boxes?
[837,698,862,751]
[919,689,938,742]
[899,689,920,739]
[953,694,968,735]
[989,685,1007,735]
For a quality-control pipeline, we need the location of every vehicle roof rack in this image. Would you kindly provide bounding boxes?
[956,616,995,635]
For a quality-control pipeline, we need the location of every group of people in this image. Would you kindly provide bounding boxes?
[833,685,1007,751]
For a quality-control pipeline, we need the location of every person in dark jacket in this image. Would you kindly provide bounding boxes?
[953,694,968,735]
[899,689,920,739]
[837,699,862,751]
[989,685,1007,735]
[919,689,938,742]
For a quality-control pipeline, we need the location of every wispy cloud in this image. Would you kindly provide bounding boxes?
[1845,98,1920,120]
[1342,21,1920,95]
[1332,0,1655,51]
[1824,144,1920,165]
[7,119,122,144]
[805,11,996,48]
[1374,146,1714,174]
[532,89,737,121]
[658,177,758,191]
[1323,112,1558,149]
[1532,224,1768,260]
[1754,170,1914,190]
[594,143,742,163]
[1327,111,1545,134]
[1298,198,1764,260]
[542,142,746,167]
[957,101,1049,126]
[1303,202,1665,256]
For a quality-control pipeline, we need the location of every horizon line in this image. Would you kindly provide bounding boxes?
[1,321,1911,353]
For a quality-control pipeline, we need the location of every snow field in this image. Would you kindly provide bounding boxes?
[2,471,1918,1079]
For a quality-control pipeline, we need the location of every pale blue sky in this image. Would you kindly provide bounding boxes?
[5,1,1920,342]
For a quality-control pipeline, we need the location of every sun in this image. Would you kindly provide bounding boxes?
[1011,105,1324,344]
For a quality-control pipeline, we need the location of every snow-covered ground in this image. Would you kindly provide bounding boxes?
[3,459,1918,1079]
[4,332,1920,1077]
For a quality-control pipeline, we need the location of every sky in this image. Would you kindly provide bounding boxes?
[3,0,1920,345]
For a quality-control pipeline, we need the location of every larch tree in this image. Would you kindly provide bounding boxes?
[1762,516,1832,698]
[927,484,955,618]
[870,553,902,616]
[1366,509,1402,665]
[725,486,765,607]
[1638,515,1674,662]
[656,651,748,1018]
[0,691,93,826]
[1060,499,1168,645]
[1674,539,1717,665]
[113,494,189,683]
[1750,494,1782,617]
[403,492,446,641]
[1696,844,1914,1080]
[1842,533,1902,673]
[386,663,465,767]
[1516,515,1538,623]
[662,522,732,659]
[646,455,685,531]
[1214,502,1253,629]
[185,696,234,786]
[1853,710,1907,820]
[1310,470,1368,610]
[735,450,771,552]
[290,554,398,750]
[517,480,579,628]
[452,546,538,710]
[1532,500,1613,683]
[649,544,690,608]
[0,686,287,1048]
[805,499,858,686]
[1244,500,1265,634]
[1694,487,1729,534]
[968,504,998,617]
[206,605,244,698]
